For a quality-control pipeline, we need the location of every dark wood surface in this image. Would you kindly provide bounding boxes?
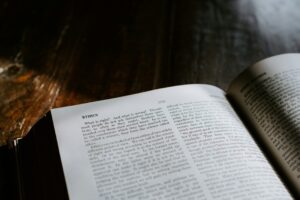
[1,0,300,199]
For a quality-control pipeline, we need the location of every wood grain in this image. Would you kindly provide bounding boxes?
[168,0,300,89]
[1,0,300,146]
[0,0,171,146]
[1,0,300,199]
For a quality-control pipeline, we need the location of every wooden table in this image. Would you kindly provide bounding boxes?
[1,0,300,199]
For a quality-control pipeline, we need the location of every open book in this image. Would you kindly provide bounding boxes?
[51,54,300,199]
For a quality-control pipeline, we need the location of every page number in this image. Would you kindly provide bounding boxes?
[158,100,166,104]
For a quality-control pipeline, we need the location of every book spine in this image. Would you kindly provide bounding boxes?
[10,139,24,200]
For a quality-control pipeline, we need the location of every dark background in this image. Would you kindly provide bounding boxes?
[1,0,300,199]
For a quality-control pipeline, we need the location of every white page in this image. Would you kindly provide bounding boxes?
[52,84,291,200]
[228,53,300,197]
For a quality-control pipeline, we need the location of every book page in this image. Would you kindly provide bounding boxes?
[51,84,291,200]
[228,53,300,197]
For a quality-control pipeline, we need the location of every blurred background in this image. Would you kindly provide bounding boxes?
[1,0,300,199]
